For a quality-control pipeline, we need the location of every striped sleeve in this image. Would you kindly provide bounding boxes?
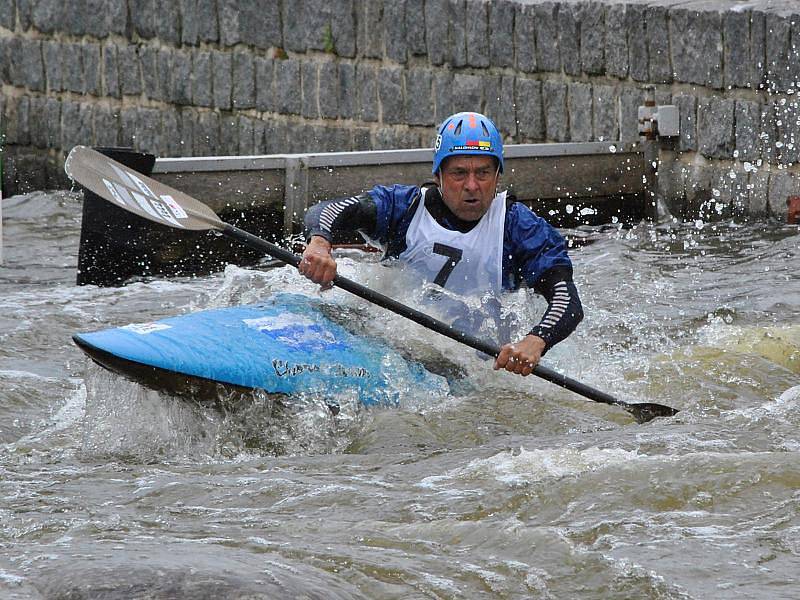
[304,193,378,242]
[528,268,583,354]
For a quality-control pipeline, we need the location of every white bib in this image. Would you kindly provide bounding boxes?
[399,188,506,297]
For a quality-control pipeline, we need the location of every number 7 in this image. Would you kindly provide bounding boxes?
[432,243,463,287]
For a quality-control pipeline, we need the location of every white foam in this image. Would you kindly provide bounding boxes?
[420,446,640,488]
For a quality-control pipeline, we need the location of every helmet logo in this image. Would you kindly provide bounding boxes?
[434,134,442,152]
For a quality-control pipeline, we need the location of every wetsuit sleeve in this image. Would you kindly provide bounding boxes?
[303,193,378,243]
[304,184,420,246]
[504,203,583,353]
[528,266,584,354]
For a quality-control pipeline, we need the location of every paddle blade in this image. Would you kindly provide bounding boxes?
[624,402,679,424]
[64,145,224,232]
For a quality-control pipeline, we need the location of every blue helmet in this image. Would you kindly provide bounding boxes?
[432,112,504,175]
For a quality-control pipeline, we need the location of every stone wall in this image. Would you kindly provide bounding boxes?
[1,0,799,220]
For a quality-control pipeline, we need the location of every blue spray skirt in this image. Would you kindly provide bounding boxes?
[73,294,447,406]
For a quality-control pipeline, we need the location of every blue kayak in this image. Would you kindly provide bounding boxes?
[73,293,447,407]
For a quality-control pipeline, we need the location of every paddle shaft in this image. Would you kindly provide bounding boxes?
[224,224,626,410]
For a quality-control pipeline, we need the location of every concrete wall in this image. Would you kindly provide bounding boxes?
[1,0,799,221]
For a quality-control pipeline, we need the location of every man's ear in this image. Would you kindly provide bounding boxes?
[434,172,441,186]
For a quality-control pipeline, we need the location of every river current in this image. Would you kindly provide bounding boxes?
[1,190,799,599]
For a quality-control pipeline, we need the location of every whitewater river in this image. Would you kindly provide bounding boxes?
[1,190,799,599]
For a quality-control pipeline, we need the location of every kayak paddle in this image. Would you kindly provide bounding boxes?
[64,145,678,423]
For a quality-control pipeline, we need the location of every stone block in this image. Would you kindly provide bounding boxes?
[352,127,371,150]
[776,98,800,166]
[490,0,514,68]
[281,0,307,52]
[171,50,193,106]
[406,0,427,56]
[155,2,181,45]
[581,1,604,75]
[746,169,769,218]
[723,8,751,89]
[179,109,195,156]
[358,0,384,59]
[43,41,62,92]
[28,96,47,148]
[448,0,467,68]
[161,108,182,157]
[425,0,448,65]
[384,0,408,63]
[760,101,778,164]
[130,0,156,39]
[140,46,161,99]
[516,77,543,141]
[379,66,404,124]
[62,101,93,149]
[749,9,766,89]
[5,96,30,146]
[137,107,162,154]
[255,56,274,112]
[765,12,794,93]
[670,6,723,89]
[238,115,256,155]
[83,44,101,95]
[372,126,420,150]
[451,73,483,114]
[674,93,696,152]
[316,125,352,153]
[697,96,735,159]
[107,0,128,36]
[274,58,301,115]
[514,3,536,73]
[157,49,176,103]
[466,0,489,68]
[17,39,45,92]
[356,63,379,122]
[403,67,434,126]
[593,84,617,142]
[211,50,232,110]
[558,2,580,76]
[219,113,239,156]
[16,0,30,31]
[318,61,339,120]
[433,71,453,124]
[535,1,560,72]
[618,86,642,143]
[627,3,648,82]
[485,74,516,138]
[262,118,289,154]
[219,0,281,48]
[0,38,10,83]
[232,50,255,110]
[192,50,213,107]
[734,100,761,162]
[119,44,142,97]
[337,62,355,119]
[301,61,319,119]
[646,5,671,84]
[605,3,628,79]
[29,0,63,33]
[119,107,138,148]
[62,0,86,35]
[92,104,120,148]
[197,0,219,43]
[44,97,61,148]
[0,0,14,29]
[181,0,200,45]
[543,81,568,142]
[63,42,84,94]
[330,0,357,58]
[767,169,800,220]
[568,82,592,142]
[102,44,120,98]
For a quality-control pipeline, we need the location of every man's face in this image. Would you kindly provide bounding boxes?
[435,155,500,221]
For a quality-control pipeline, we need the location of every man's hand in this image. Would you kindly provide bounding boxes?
[298,236,337,288]
[493,334,547,377]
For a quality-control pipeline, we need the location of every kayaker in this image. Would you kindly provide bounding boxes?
[298,111,583,377]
